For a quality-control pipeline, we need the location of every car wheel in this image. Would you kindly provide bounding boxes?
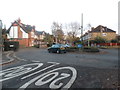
[56,50,60,54]
[64,51,66,53]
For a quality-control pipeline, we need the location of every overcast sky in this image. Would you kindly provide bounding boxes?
[0,0,119,34]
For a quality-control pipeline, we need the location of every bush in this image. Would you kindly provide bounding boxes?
[47,44,52,47]
[111,39,118,43]
[34,44,39,48]
[69,47,78,49]
[93,36,107,44]
[4,41,19,51]
[66,46,79,52]
[99,46,108,49]
[82,46,99,52]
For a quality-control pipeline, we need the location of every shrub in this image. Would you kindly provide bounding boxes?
[93,36,107,44]
[82,46,99,52]
[69,47,78,49]
[99,46,108,49]
[47,44,52,47]
[66,46,79,52]
[111,39,118,43]
[34,44,39,48]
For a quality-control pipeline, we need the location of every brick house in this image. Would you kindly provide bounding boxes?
[82,25,116,41]
[34,31,47,47]
[7,19,48,47]
[7,19,36,47]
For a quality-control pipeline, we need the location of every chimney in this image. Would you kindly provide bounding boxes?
[17,18,21,24]
[33,25,35,30]
[91,27,94,31]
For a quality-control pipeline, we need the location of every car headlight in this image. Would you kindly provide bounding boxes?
[60,47,65,50]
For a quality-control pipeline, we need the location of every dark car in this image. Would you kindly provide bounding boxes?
[48,44,66,53]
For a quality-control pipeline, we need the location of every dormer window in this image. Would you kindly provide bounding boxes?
[102,33,107,36]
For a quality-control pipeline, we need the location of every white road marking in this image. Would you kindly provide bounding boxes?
[6,52,14,60]
[19,66,77,90]
[47,62,60,64]
[12,53,27,61]
[21,62,59,80]
[32,60,41,63]
[0,63,43,82]
[0,52,15,65]
[49,73,70,89]
[1,59,77,89]
[35,72,59,86]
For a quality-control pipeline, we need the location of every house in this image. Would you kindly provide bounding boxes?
[34,31,47,47]
[7,19,36,47]
[35,31,46,40]
[116,34,120,43]
[81,25,117,42]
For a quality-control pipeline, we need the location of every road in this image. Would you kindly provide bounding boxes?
[1,48,119,89]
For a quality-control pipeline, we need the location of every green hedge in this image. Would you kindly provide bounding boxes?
[66,47,79,52]
[99,46,108,49]
[82,46,100,52]
[34,44,40,48]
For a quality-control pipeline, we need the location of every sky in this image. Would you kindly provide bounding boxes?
[0,0,119,35]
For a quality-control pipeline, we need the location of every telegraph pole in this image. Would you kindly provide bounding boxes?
[81,13,83,43]
[0,20,3,51]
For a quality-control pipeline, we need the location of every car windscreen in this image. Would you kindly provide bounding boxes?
[51,45,60,48]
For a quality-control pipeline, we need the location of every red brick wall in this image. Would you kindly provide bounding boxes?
[11,38,29,47]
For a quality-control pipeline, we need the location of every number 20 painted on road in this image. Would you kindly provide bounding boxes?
[0,62,77,89]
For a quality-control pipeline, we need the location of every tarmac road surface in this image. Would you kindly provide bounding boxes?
[1,48,119,89]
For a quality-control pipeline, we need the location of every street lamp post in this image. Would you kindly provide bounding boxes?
[0,20,2,29]
[0,20,3,51]
[81,13,83,44]
[87,24,91,47]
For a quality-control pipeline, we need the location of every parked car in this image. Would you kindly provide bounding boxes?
[4,41,19,51]
[64,44,71,48]
[48,44,66,53]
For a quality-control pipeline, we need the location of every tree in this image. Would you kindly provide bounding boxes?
[51,22,64,43]
[66,22,80,43]
[2,25,8,41]
[110,39,118,43]
[94,36,107,44]
[43,34,54,47]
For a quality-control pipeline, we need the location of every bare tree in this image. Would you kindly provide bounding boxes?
[87,23,91,30]
[51,22,64,43]
[66,22,80,43]
[43,34,54,46]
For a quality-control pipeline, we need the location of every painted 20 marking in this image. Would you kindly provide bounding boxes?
[0,62,77,89]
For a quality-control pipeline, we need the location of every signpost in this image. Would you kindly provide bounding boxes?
[77,44,82,51]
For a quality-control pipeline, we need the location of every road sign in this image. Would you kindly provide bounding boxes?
[77,44,82,48]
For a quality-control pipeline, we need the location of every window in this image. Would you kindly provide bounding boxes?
[31,31,34,38]
[102,33,107,36]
